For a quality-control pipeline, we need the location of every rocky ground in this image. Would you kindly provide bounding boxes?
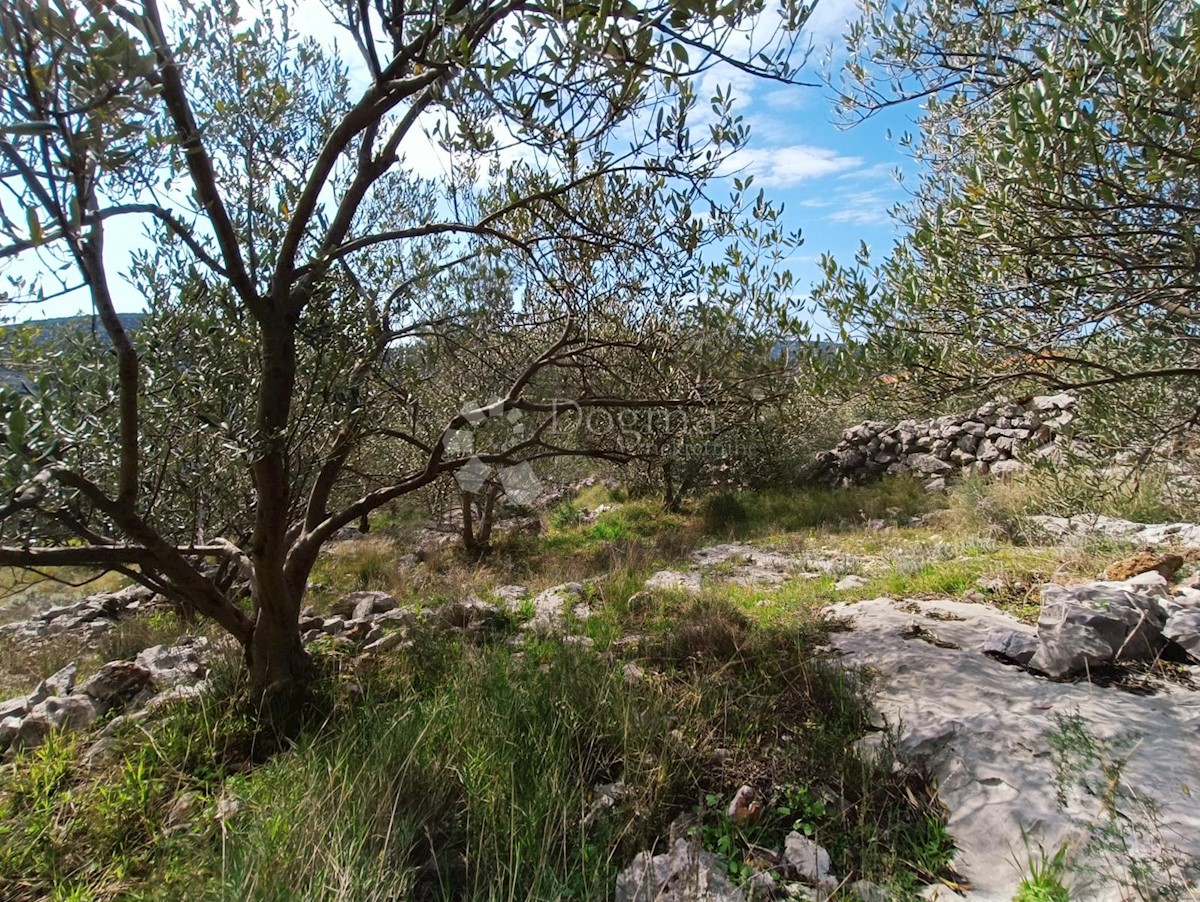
[2,484,1199,899]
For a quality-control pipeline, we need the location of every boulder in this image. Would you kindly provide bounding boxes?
[614,837,746,902]
[522,582,588,631]
[0,696,28,721]
[1030,581,1167,678]
[1163,609,1200,660]
[434,596,505,632]
[135,636,208,687]
[1103,551,1184,583]
[332,590,397,619]
[18,694,102,748]
[32,662,78,702]
[76,661,153,709]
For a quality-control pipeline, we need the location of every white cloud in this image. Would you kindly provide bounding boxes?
[827,190,894,225]
[803,0,862,47]
[726,144,862,187]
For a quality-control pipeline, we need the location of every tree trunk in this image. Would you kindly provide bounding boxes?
[246,575,309,702]
[248,315,306,702]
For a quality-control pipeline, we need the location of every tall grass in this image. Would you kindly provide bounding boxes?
[701,478,939,537]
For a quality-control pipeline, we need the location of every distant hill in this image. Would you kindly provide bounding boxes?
[0,312,146,394]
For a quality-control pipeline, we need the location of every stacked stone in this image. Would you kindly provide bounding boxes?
[815,393,1076,490]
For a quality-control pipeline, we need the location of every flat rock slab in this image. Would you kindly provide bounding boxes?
[826,597,1200,901]
[1030,514,1200,547]
[690,543,804,586]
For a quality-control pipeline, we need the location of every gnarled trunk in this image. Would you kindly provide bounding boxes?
[246,574,309,701]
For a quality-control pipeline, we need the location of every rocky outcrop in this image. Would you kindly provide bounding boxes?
[815,395,1076,489]
[827,595,1200,900]
[1030,514,1200,547]
[615,838,747,902]
[0,635,209,757]
[0,583,161,645]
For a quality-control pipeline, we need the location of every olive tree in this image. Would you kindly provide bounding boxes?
[816,0,1200,437]
[0,0,809,698]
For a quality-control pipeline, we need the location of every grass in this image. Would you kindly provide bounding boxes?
[2,468,1193,900]
[1014,844,1071,902]
[0,619,956,900]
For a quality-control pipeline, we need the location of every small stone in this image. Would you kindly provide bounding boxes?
[834,575,868,591]
[747,870,780,900]
[848,880,890,902]
[321,615,346,634]
[982,630,1039,666]
[0,716,21,752]
[623,661,645,686]
[782,831,833,884]
[362,631,410,655]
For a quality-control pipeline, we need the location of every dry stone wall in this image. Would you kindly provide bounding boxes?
[815,393,1077,489]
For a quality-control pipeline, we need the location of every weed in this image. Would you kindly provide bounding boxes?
[1014,842,1071,902]
[1043,713,1197,899]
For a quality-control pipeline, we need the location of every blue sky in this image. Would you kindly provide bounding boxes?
[5,0,918,325]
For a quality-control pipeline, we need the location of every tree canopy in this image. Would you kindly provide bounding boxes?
[0,0,812,697]
[817,0,1200,442]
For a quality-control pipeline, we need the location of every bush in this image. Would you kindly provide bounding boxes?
[701,492,749,533]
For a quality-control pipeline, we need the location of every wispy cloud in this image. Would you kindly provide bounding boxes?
[827,190,895,225]
[727,144,863,187]
[803,0,862,47]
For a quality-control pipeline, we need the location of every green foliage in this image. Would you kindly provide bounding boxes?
[701,479,938,538]
[1014,843,1071,902]
[821,0,1200,450]
[1044,713,1194,898]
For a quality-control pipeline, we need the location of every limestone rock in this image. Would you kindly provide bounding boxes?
[645,570,703,594]
[493,585,530,605]
[1163,609,1200,659]
[135,636,208,688]
[834,575,868,591]
[332,590,397,619]
[522,582,587,632]
[981,629,1039,665]
[781,832,833,884]
[34,662,78,701]
[76,661,153,708]
[1031,581,1167,678]
[827,595,1200,901]
[435,596,505,632]
[0,696,28,721]
[615,837,746,902]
